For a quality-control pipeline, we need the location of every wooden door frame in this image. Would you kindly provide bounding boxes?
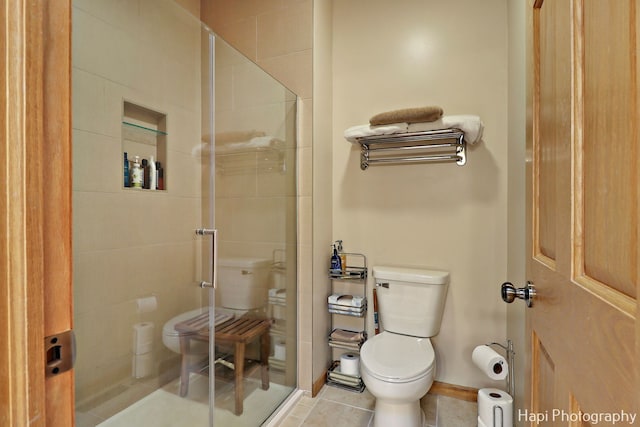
[524,0,535,418]
[1,1,73,426]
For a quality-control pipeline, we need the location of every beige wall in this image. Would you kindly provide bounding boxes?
[213,40,298,260]
[332,0,510,389]
[201,0,312,99]
[507,1,528,423]
[311,0,334,388]
[72,0,205,399]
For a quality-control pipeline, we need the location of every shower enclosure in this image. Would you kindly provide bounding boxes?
[72,1,297,426]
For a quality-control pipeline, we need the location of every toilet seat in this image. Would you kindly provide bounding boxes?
[360,332,434,383]
[163,307,209,339]
[163,307,234,338]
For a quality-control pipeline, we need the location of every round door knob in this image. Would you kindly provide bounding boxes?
[501,281,536,307]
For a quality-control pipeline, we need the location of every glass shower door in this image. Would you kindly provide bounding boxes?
[72,0,217,424]
[209,34,298,426]
[72,1,296,426]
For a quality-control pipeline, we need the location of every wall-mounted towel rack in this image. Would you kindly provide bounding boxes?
[353,129,466,170]
[215,146,286,175]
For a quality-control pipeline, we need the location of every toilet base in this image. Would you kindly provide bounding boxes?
[372,399,425,427]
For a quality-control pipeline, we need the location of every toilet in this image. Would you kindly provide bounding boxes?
[162,306,211,355]
[162,257,271,355]
[215,257,271,312]
[360,266,449,427]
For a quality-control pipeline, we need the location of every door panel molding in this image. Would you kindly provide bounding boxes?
[572,275,636,319]
[571,0,637,318]
[531,332,555,417]
[580,0,637,300]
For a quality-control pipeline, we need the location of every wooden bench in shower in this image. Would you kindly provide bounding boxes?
[174,312,271,415]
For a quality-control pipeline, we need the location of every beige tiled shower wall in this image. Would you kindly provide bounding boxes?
[212,38,299,385]
[200,0,317,392]
[200,0,313,99]
[72,0,206,400]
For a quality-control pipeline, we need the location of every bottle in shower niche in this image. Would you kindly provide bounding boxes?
[156,162,164,190]
[142,159,149,189]
[123,152,130,187]
[131,156,143,188]
[148,155,156,191]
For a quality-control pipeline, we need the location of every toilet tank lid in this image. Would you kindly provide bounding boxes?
[373,266,449,285]
[218,257,271,268]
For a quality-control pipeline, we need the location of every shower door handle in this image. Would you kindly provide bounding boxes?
[195,228,216,236]
[195,228,218,291]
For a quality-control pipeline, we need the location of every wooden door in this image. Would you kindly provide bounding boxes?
[527,0,638,424]
[1,1,73,426]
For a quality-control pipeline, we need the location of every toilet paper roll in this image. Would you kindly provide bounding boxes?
[478,388,513,427]
[272,272,286,289]
[340,353,360,376]
[132,352,154,379]
[472,345,508,380]
[274,342,286,360]
[136,296,158,314]
[132,322,155,355]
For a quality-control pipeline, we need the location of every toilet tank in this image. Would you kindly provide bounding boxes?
[373,266,449,338]
[217,257,271,310]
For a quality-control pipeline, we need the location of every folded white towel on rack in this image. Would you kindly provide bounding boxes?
[217,136,284,152]
[407,114,484,144]
[344,115,484,145]
[344,122,409,142]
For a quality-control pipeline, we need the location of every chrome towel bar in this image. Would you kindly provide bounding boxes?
[353,129,466,170]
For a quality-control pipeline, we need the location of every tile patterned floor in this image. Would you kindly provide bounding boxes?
[275,386,478,427]
[76,366,477,427]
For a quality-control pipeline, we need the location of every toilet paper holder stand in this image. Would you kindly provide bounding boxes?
[486,339,515,397]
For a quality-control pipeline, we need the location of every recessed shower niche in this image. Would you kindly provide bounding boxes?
[122,101,167,190]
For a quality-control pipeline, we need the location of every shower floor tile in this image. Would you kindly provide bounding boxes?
[76,362,292,427]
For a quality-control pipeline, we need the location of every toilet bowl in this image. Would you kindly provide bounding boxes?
[162,306,238,353]
[360,332,435,426]
[162,256,272,356]
[361,266,449,427]
[162,307,211,354]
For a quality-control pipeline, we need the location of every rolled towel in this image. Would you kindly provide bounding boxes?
[344,122,408,142]
[370,106,443,126]
[408,114,484,144]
